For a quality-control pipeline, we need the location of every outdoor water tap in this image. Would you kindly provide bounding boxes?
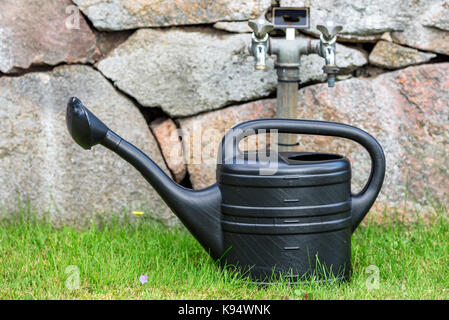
[248,14,274,70]
[247,8,344,150]
[317,19,343,87]
[248,10,344,87]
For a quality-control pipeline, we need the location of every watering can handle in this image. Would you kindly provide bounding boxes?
[220,119,386,232]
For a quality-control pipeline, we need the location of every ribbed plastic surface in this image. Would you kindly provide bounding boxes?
[217,152,352,282]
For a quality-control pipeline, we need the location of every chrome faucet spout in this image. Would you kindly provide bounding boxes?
[248,14,274,71]
[320,35,339,87]
[250,33,269,70]
[317,19,343,87]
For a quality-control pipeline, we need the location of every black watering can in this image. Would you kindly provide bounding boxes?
[66,97,385,283]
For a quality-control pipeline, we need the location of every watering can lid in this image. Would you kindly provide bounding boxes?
[217,151,350,187]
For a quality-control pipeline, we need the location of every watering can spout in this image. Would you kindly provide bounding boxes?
[66,97,223,260]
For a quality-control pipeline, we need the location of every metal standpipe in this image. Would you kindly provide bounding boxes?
[271,30,313,150]
[248,8,343,151]
[276,68,299,150]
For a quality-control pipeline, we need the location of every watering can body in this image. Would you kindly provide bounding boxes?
[218,151,353,282]
[216,120,385,282]
[66,97,385,283]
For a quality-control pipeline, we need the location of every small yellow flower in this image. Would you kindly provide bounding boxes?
[131,211,144,216]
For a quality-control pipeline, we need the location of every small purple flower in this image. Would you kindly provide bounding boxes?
[139,274,148,285]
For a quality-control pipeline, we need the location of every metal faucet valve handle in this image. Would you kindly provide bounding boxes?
[316,19,343,41]
[248,14,274,39]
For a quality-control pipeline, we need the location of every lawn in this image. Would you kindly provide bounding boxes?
[0,205,448,300]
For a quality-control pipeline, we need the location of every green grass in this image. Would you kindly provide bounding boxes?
[0,207,448,300]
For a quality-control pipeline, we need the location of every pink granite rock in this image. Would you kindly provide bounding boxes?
[391,23,449,56]
[178,100,276,189]
[0,0,99,73]
[369,41,436,69]
[296,63,449,208]
[0,65,173,225]
[150,118,187,183]
[73,0,271,31]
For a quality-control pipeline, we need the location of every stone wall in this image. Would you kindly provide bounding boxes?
[0,0,448,225]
